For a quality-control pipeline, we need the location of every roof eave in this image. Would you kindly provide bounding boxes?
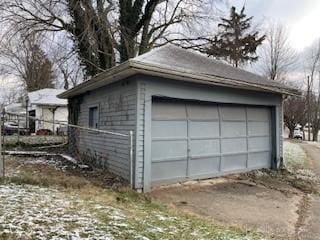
[130,60,301,96]
[58,59,300,99]
[58,61,134,98]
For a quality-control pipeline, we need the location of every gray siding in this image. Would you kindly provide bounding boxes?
[69,79,137,181]
[135,76,284,191]
[68,73,284,191]
[279,98,284,161]
[135,81,146,188]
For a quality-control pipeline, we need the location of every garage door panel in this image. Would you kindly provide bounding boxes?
[151,160,187,182]
[152,140,187,161]
[247,107,270,121]
[221,121,246,137]
[152,120,187,139]
[248,121,269,136]
[151,100,272,186]
[190,121,219,138]
[152,101,187,119]
[221,154,247,172]
[248,136,270,152]
[187,104,219,120]
[221,138,247,154]
[189,157,220,176]
[220,106,246,120]
[248,152,271,168]
[190,139,220,157]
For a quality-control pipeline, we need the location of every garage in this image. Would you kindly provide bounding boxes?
[60,44,299,192]
[151,99,272,185]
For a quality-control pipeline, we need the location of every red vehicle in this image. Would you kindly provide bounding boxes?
[36,129,53,136]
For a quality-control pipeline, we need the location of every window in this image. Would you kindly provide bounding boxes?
[89,107,98,128]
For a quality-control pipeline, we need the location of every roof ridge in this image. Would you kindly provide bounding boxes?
[133,44,289,88]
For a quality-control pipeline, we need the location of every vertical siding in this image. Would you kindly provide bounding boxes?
[69,79,137,181]
[135,81,146,188]
[279,97,284,159]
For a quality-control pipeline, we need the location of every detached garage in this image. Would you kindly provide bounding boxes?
[59,45,299,192]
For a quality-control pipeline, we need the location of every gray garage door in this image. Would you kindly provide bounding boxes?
[151,100,272,185]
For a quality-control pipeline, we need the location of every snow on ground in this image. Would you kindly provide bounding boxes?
[0,184,115,239]
[283,141,307,170]
[283,141,319,183]
[0,182,265,240]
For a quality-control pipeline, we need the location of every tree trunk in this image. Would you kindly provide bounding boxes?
[312,127,319,141]
[288,127,295,139]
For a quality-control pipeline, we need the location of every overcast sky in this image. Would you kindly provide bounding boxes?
[225,0,320,51]
[1,0,319,103]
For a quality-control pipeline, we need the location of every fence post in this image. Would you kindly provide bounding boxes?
[129,130,133,189]
[0,110,3,179]
[17,117,20,144]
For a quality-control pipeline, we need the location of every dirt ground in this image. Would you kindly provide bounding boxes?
[150,142,320,239]
[150,177,302,238]
[298,143,320,240]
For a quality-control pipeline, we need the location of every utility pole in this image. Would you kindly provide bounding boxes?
[307,76,311,141]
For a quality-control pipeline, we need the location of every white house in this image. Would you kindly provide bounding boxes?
[28,88,68,134]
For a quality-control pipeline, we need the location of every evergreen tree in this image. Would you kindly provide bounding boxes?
[23,42,55,92]
[207,6,265,67]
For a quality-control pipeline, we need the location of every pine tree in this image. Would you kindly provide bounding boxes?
[23,43,55,92]
[207,6,265,67]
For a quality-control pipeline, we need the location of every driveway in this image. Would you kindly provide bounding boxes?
[298,143,320,240]
[150,177,302,238]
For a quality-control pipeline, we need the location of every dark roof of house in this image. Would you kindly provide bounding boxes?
[59,45,300,98]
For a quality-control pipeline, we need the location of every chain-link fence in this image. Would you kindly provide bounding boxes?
[0,110,134,187]
[1,111,68,147]
[67,125,133,185]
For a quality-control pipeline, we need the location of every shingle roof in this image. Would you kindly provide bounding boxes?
[59,45,300,98]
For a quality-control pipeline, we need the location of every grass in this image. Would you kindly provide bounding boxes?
[0,156,269,240]
[3,141,314,239]
[2,135,67,148]
[243,141,319,195]
[283,141,309,170]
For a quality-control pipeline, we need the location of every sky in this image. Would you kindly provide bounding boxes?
[226,0,320,51]
[1,0,319,103]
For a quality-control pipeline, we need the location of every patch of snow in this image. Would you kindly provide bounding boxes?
[153,213,177,221]
[147,226,164,233]
[0,184,127,239]
[283,141,307,170]
[60,154,78,165]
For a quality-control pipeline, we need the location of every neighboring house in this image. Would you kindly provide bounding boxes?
[28,88,68,134]
[59,45,299,192]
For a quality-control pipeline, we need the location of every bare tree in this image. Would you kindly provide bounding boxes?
[46,33,84,90]
[59,63,83,90]
[260,22,297,81]
[284,95,307,138]
[0,33,55,91]
[304,40,320,141]
[0,75,23,109]
[0,0,218,77]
